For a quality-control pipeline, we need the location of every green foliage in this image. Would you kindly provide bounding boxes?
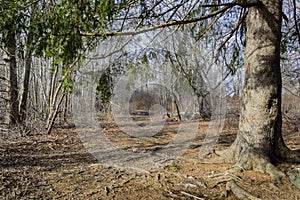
[0,1,21,46]
[169,162,181,172]
[0,0,119,91]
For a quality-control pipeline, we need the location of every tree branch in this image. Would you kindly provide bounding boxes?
[200,0,261,8]
[196,9,226,41]
[85,37,133,60]
[81,5,232,37]
[283,86,300,98]
[233,0,262,8]
[217,9,248,51]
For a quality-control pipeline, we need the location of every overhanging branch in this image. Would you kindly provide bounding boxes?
[217,9,248,51]
[81,0,261,38]
[81,5,232,37]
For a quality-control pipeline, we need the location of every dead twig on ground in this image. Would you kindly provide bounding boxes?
[180,191,204,200]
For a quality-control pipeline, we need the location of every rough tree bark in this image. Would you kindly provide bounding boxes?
[219,0,300,180]
[4,26,20,126]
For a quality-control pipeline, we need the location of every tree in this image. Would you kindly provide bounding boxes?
[0,1,48,126]
[81,0,300,179]
[1,0,299,179]
[1,1,21,125]
[222,0,287,179]
[0,0,115,129]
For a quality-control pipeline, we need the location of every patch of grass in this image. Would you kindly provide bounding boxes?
[169,162,181,172]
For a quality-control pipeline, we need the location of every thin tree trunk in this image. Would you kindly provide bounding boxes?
[45,65,59,128]
[197,95,204,119]
[19,32,33,121]
[63,92,69,123]
[172,92,181,121]
[46,90,65,134]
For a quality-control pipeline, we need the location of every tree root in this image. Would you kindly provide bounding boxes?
[226,180,262,200]
[276,136,300,163]
[204,167,262,199]
[198,147,286,183]
[235,151,285,183]
[279,148,300,163]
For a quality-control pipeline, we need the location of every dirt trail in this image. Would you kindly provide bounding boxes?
[0,119,300,199]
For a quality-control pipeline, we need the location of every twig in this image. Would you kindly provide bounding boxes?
[283,86,300,98]
[104,186,110,196]
[212,177,233,188]
[217,9,248,51]
[196,9,227,41]
[180,191,204,200]
[164,189,180,198]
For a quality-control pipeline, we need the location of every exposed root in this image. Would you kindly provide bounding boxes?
[200,150,285,199]
[235,150,285,183]
[276,136,300,163]
[226,180,262,200]
[198,146,286,183]
[204,168,262,199]
[280,148,300,163]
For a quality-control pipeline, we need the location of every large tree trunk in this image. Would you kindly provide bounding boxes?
[225,0,289,179]
[4,27,20,126]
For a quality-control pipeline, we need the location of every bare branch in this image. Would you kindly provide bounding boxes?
[233,0,262,8]
[85,37,133,60]
[217,9,248,51]
[201,3,236,7]
[196,9,226,41]
[283,86,300,98]
[81,5,232,37]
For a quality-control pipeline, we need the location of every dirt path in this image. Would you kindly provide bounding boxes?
[0,120,300,199]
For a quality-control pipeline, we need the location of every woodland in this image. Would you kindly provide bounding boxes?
[0,0,300,199]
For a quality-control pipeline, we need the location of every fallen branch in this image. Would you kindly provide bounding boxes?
[180,191,204,200]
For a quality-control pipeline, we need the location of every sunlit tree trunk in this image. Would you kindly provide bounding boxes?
[227,0,287,179]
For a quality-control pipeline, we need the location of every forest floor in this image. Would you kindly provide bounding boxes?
[0,115,300,200]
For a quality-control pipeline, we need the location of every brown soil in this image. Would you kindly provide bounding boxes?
[1,116,300,199]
